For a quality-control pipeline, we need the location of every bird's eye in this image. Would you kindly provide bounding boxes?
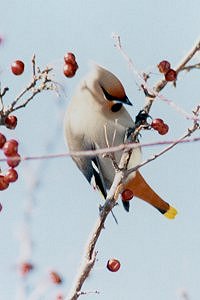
[111,103,122,112]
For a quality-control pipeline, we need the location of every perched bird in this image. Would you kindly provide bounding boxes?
[64,64,177,219]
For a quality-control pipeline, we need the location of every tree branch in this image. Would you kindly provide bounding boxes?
[126,121,199,177]
[143,39,200,113]
[0,55,58,125]
[66,149,133,300]
[181,62,200,72]
[65,38,200,299]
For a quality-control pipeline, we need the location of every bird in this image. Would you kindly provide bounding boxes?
[64,64,177,219]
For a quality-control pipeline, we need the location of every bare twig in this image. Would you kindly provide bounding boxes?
[0,85,9,113]
[103,123,119,170]
[0,135,199,164]
[144,39,200,113]
[32,54,36,78]
[181,62,200,72]
[127,124,199,177]
[113,34,200,115]
[113,34,135,71]
[77,290,100,296]
[127,105,199,176]
[175,39,200,74]
[0,55,58,125]
[10,67,54,112]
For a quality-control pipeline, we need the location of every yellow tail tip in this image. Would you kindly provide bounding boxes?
[164,206,178,219]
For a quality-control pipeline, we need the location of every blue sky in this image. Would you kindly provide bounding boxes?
[0,1,200,299]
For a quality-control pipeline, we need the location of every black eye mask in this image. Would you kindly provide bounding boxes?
[100,85,132,106]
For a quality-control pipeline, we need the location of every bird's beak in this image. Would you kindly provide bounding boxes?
[120,96,132,106]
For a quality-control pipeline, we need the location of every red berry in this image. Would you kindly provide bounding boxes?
[151,118,164,131]
[107,259,121,272]
[121,189,134,201]
[0,175,9,190]
[20,262,34,275]
[165,69,177,81]
[3,139,18,156]
[0,133,6,148]
[64,52,76,64]
[5,168,18,183]
[11,60,25,75]
[7,153,21,168]
[158,123,169,135]
[63,63,77,78]
[50,271,62,284]
[158,60,171,74]
[5,115,17,130]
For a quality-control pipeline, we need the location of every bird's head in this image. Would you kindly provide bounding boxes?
[83,64,132,112]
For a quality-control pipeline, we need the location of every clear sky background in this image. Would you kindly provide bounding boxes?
[0,1,200,299]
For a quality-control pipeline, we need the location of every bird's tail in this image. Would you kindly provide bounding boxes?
[124,171,177,219]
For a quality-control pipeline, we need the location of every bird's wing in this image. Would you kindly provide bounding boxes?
[68,131,108,199]
[90,155,107,199]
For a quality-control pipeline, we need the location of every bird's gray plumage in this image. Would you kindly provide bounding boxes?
[64,64,141,199]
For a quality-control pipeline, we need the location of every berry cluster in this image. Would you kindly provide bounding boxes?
[157,60,177,81]
[0,133,20,191]
[151,118,169,135]
[63,52,78,78]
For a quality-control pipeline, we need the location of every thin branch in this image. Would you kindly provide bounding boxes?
[144,39,200,113]
[113,34,135,71]
[175,39,200,73]
[12,88,44,112]
[32,54,36,78]
[0,85,9,113]
[0,136,199,164]
[181,62,200,72]
[113,35,200,116]
[126,124,199,177]
[127,105,199,176]
[103,123,119,170]
[0,56,58,126]
[68,252,98,300]
[9,67,54,112]
[1,86,9,98]
[77,291,100,297]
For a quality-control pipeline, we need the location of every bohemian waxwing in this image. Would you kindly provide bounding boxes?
[64,64,177,219]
